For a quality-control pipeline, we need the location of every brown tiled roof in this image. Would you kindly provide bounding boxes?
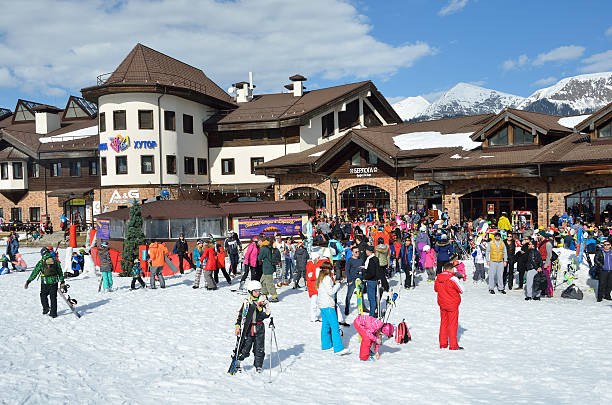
[258,138,341,169]
[205,81,390,126]
[0,146,29,160]
[575,101,612,131]
[89,43,233,105]
[415,146,542,170]
[507,109,575,133]
[97,200,225,220]
[219,200,313,216]
[533,132,612,165]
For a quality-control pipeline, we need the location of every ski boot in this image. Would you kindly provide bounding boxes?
[256,367,263,373]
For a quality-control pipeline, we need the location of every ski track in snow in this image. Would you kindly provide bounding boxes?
[1,248,611,405]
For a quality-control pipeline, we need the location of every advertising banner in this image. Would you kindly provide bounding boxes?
[96,219,110,240]
[237,216,302,238]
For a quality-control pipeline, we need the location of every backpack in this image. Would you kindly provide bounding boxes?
[271,247,281,264]
[533,272,548,293]
[329,242,338,257]
[561,283,583,300]
[395,319,411,344]
[41,256,58,277]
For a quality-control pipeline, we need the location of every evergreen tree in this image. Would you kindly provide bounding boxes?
[120,200,146,275]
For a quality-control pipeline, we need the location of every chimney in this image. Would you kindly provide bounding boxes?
[288,74,307,97]
[34,105,62,134]
[233,75,255,103]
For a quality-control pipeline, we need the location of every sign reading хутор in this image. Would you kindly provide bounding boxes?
[237,217,302,238]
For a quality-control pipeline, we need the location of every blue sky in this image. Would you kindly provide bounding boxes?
[1,0,611,109]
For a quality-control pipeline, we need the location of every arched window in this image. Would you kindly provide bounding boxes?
[407,184,443,213]
[285,187,326,210]
[459,189,537,224]
[566,187,612,224]
[340,184,390,220]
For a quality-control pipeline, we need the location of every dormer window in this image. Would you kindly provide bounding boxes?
[13,100,41,122]
[598,122,611,138]
[513,125,534,145]
[489,127,508,146]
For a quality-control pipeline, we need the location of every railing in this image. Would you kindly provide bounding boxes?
[95,71,208,94]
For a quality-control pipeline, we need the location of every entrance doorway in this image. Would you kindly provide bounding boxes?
[566,187,612,223]
[64,198,87,229]
[341,185,390,220]
[460,189,537,224]
[407,184,443,214]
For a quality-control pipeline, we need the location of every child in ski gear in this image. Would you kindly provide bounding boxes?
[316,262,348,355]
[192,239,205,289]
[202,240,218,290]
[214,243,232,285]
[24,248,65,318]
[12,253,27,272]
[452,259,466,280]
[131,259,146,290]
[235,280,271,372]
[434,262,464,350]
[98,240,114,291]
[147,241,167,289]
[423,245,436,281]
[353,315,394,361]
[65,251,81,278]
[472,241,486,282]
[0,255,9,274]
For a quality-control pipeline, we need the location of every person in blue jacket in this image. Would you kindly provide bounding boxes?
[328,234,344,280]
[400,237,414,288]
[434,234,455,274]
[344,245,363,315]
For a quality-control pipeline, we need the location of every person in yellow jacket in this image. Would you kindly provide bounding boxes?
[497,212,512,232]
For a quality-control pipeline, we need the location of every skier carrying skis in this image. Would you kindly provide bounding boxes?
[234,280,271,373]
[24,247,65,318]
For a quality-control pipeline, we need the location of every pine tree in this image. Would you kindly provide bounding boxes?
[120,200,146,276]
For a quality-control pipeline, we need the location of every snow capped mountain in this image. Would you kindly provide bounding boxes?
[391,96,430,121]
[517,72,612,115]
[413,83,524,121]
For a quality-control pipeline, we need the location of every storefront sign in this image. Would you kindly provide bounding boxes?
[110,135,130,152]
[487,203,495,215]
[109,189,140,204]
[237,216,302,238]
[99,143,108,151]
[96,219,110,240]
[349,167,378,178]
[134,140,157,149]
[69,198,86,206]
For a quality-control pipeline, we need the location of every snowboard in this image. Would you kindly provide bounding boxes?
[476,222,489,244]
[165,256,179,274]
[356,279,363,342]
[228,302,256,375]
[58,285,81,319]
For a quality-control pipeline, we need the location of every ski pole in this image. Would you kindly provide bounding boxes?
[270,317,282,372]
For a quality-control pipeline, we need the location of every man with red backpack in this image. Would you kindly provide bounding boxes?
[434,262,464,350]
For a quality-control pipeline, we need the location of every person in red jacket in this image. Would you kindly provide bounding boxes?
[306,253,331,322]
[434,262,464,350]
[202,240,218,290]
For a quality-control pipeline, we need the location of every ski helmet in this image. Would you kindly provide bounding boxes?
[40,247,49,256]
[246,280,262,292]
[381,323,394,338]
[100,241,109,248]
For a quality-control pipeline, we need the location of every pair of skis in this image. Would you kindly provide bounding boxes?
[228,302,256,375]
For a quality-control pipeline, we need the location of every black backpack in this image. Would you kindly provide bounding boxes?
[533,272,548,293]
[561,283,583,300]
[41,256,58,277]
[271,247,281,264]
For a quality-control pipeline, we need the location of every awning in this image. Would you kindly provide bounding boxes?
[207,182,274,193]
[48,187,94,198]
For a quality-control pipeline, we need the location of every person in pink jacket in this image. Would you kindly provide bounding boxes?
[423,245,437,281]
[353,314,394,361]
[240,237,260,289]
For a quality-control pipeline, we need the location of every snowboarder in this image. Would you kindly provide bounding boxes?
[99,240,114,292]
[434,262,464,350]
[131,258,146,290]
[65,251,81,278]
[353,315,394,361]
[235,280,271,373]
[24,248,65,318]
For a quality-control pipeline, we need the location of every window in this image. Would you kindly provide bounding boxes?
[338,99,359,131]
[29,162,39,178]
[221,158,235,175]
[145,219,169,239]
[99,112,106,132]
[513,125,533,145]
[184,157,195,175]
[138,110,154,130]
[50,162,62,177]
[250,157,264,174]
[116,156,127,175]
[29,207,41,222]
[101,157,107,176]
[197,217,223,238]
[113,110,126,130]
[10,207,22,222]
[12,162,23,179]
[89,160,98,176]
[141,156,154,174]
[183,114,193,134]
[164,110,176,131]
[70,161,81,177]
[367,152,378,165]
[0,163,8,179]
[166,155,177,174]
[109,219,125,239]
[321,111,335,138]
[197,158,208,175]
[351,152,360,166]
[599,123,611,138]
[489,126,508,146]
[170,218,197,239]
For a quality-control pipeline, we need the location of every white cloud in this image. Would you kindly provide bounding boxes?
[580,50,612,72]
[438,0,468,16]
[0,0,436,100]
[532,76,557,87]
[533,45,585,66]
[0,67,17,87]
[606,26,612,36]
[502,54,529,71]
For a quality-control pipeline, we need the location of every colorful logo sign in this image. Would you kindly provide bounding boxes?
[109,189,140,204]
[110,135,130,152]
[237,217,302,238]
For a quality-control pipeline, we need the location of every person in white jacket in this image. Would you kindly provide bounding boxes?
[316,262,349,355]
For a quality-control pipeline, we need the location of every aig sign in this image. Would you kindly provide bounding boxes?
[109,189,140,204]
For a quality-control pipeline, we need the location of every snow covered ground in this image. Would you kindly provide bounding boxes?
[1,247,611,405]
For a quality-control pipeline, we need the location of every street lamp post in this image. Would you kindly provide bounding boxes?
[330,177,339,218]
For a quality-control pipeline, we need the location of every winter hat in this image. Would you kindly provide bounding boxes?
[377,237,384,244]
[538,230,547,238]
[247,280,262,291]
[381,323,394,338]
[423,245,431,251]
[441,234,448,240]
[419,225,426,232]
